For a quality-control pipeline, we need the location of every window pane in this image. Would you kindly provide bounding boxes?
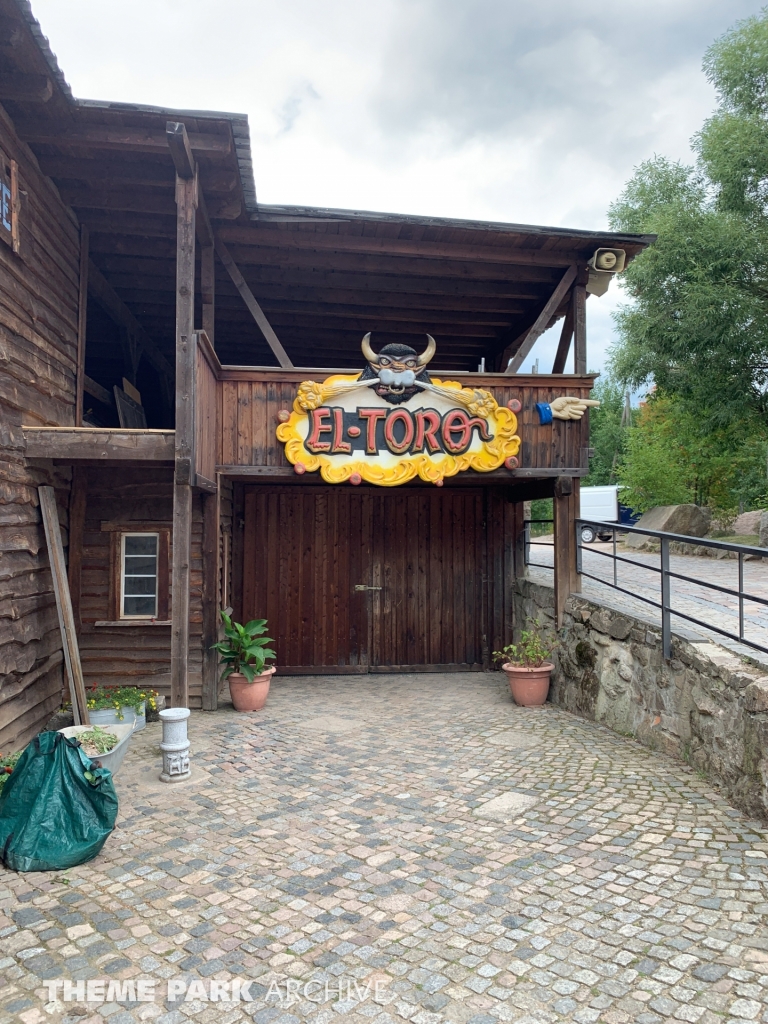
[124,577,156,596]
[124,555,157,574]
[125,535,157,556]
[124,596,157,616]
[122,534,158,617]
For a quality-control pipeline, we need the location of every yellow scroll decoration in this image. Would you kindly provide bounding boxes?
[276,374,521,487]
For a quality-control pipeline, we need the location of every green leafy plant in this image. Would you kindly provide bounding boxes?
[77,726,119,756]
[0,750,21,793]
[492,621,557,668]
[114,686,158,712]
[211,612,276,683]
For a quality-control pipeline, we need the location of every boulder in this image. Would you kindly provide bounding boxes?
[625,504,712,549]
[760,510,768,549]
[732,510,762,536]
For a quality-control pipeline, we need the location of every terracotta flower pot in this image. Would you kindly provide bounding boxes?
[502,662,553,707]
[228,666,276,712]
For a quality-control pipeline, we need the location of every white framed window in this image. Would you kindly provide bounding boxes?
[120,533,159,618]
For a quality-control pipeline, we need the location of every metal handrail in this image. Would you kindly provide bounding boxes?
[524,518,554,571]
[574,519,768,659]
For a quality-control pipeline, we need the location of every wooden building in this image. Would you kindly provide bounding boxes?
[0,0,653,749]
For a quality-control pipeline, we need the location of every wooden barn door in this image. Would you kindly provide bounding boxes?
[242,485,513,673]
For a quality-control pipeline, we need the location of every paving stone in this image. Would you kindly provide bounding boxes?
[1,674,767,1024]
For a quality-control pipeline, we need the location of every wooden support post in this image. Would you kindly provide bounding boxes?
[553,476,577,627]
[67,467,87,634]
[573,284,587,374]
[551,298,574,375]
[201,488,220,710]
[170,167,197,709]
[38,486,89,724]
[201,244,215,345]
[75,226,88,426]
[570,479,582,597]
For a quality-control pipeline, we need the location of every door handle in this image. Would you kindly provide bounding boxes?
[354,585,383,591]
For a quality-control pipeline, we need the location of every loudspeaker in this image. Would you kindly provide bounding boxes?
[586,247,626,296]
[587,247,626,273]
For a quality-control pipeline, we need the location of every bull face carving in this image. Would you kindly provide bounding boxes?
[359,334,436,405]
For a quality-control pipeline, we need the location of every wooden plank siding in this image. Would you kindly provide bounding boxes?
[77,467,207,707]
[194,332,219,486]
[215,370,595,475]
[0,100,82,750]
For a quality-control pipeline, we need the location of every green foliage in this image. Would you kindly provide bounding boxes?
[80,685,158,717]
[0,750,21,793]
[529,498,553,537]
[618,393,768,516]
[493,621,557,668]
[607,10,768,515]
[211,611,276,683]
[583,378,633,486]
[77,726,119,755]
[617,396,696,512]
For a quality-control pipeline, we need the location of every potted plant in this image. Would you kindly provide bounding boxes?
[493,621,557,707]
[211,612,276,712]
[82,686,159,730]
[115,687,159,731]
[58,724,135,776]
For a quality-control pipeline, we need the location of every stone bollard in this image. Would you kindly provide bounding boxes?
[159,707,191,783]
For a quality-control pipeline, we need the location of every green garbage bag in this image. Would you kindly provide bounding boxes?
[0,731,118,872]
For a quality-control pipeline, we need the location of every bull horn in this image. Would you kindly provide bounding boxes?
[361,332,377,364]
[417,334,436,366]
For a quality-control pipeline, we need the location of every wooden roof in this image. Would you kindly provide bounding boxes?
[2,0,654,376]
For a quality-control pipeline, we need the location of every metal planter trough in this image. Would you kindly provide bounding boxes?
[57,723,135,777]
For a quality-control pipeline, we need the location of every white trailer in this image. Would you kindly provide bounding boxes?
[579,485,619,543]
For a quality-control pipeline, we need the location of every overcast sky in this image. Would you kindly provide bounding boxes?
[32,0,763,375]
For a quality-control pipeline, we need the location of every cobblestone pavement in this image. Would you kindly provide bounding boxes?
[2,675,768,1024]
[528,541,768,667]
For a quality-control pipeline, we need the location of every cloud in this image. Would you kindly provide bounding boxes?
[30,0,765,371]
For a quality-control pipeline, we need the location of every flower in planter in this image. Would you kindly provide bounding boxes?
[0,750,21,793]
[211,612,276,682]
[492,620,558,668]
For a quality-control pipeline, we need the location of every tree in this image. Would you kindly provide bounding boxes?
[607,10,768,512]
[583,377,632,487]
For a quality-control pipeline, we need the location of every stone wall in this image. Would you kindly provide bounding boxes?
[515,579,768,821]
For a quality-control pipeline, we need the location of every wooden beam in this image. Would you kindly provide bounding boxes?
[217,224,599,269]
[23,427,175,460]
[75,226,88,426]
[166,121,196,180]
[201,489,220,711]
[221,243,561,283]
[573,284,587,373]
[0,72,52,102]
[59,185,241,221]
[551,297,574,374]
[201,244,215,344]
[553,476,579,627]
[196,187,215,248]
[38,486,89,726]
[37,155,239,192]
[67,467,87,633]
[505,265,577,374]
[83,375,112,406]
[21,124,232,155]
[88,259,174,382]
[214,236,293,368]
[171,168,198,709]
